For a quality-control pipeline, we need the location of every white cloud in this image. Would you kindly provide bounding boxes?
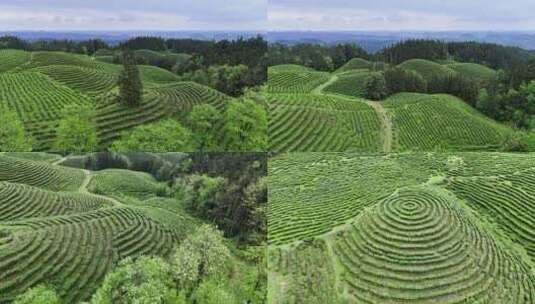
[268,1,535,31]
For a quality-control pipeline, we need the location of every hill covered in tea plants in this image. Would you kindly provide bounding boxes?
[0,152,266,303]
[0,49,232,150]
[265,59,524,153]
[268,152,535,303]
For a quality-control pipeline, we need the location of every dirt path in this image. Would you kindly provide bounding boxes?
[51,156,68,166]
[312,75,338,94]
[78,169,124,207]
[365,101,393,153]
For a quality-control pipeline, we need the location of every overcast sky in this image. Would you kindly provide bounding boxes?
[0,0,266,31]
[269,0,535,31]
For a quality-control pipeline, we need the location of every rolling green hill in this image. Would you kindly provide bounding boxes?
[384,93,512,151]
[323,70,381,98]
[335,58,387,73]
[264,63,517,153]
[268,93,382,153]
[268,152,535,303]
[267,65,330,93]
[0,153,198,303]
[398,59,457,80]
[446,62,497,83]
[0,49,232,150]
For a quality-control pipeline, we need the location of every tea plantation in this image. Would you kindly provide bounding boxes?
[0,153,198,302]
[265,59,518,153]
[0,50,232,150]
[268,152,535,303]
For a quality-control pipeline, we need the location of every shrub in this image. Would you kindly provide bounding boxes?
[224,99,267,151]
[54,104,98,154]
[187,104,222,151]
[111,119,194,152]
[14,285,60,304]
[91,256,175,304]
[0,109,33,151]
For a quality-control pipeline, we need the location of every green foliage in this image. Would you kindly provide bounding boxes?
[111,119,194,152]
[187,104,222,151]
[179,174,227,218]
[181,64,251,96]
[118,50,143,106]
[192,280,237,304]
[385,66,427,94]
[501,133,529,152]
[91,256,176,304]
[224,99,267,151]
[0,109,33,151]
[13,285,60,304]
[364,72,387,100]
[176,225,231,281]
[54,104,98,153]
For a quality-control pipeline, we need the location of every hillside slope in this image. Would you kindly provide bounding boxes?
[268,152,535,303]
[0,50,232,150]
[384,93,512,151]
[0,154,198,302]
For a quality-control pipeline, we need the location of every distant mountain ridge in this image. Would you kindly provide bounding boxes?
[268,31,535,52]
[0,31,265,45]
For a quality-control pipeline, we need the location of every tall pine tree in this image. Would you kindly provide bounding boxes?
[118,50,143,106]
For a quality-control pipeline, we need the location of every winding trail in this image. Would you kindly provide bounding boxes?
[78,169,124,207]
[365,101,393,153]
[51,156,68,166]
[312,75,338,94]
[312,74,394,153]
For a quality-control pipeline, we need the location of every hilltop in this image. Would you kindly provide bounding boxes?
[268,152,535,303]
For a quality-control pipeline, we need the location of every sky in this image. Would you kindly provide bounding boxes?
[0,0,266,31]
[268,0,535,31]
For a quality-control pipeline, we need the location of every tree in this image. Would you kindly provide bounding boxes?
[187,104,222,151]
[91,256,178,304]
[192,280,237,304]
[169,225,231,300]
[111,119,194,152]
[385,67,427,95]
[14,285,60,304]
[365,73,387,100]
[0,109,33,151]
[179,174,227,218]
[171,243,201,294]
[54,104,98,154]
[182,225,231,280]
[224,99,267,151]
[118,50,143,106]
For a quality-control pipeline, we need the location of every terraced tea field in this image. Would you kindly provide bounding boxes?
[0,153,198,302]
[265,61,515,153]
[384,93,512,151]
[0,50,232,150]
[268,152,535,303]
[267,93,382,153]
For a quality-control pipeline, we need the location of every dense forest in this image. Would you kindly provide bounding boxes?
[269,39,535,132]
